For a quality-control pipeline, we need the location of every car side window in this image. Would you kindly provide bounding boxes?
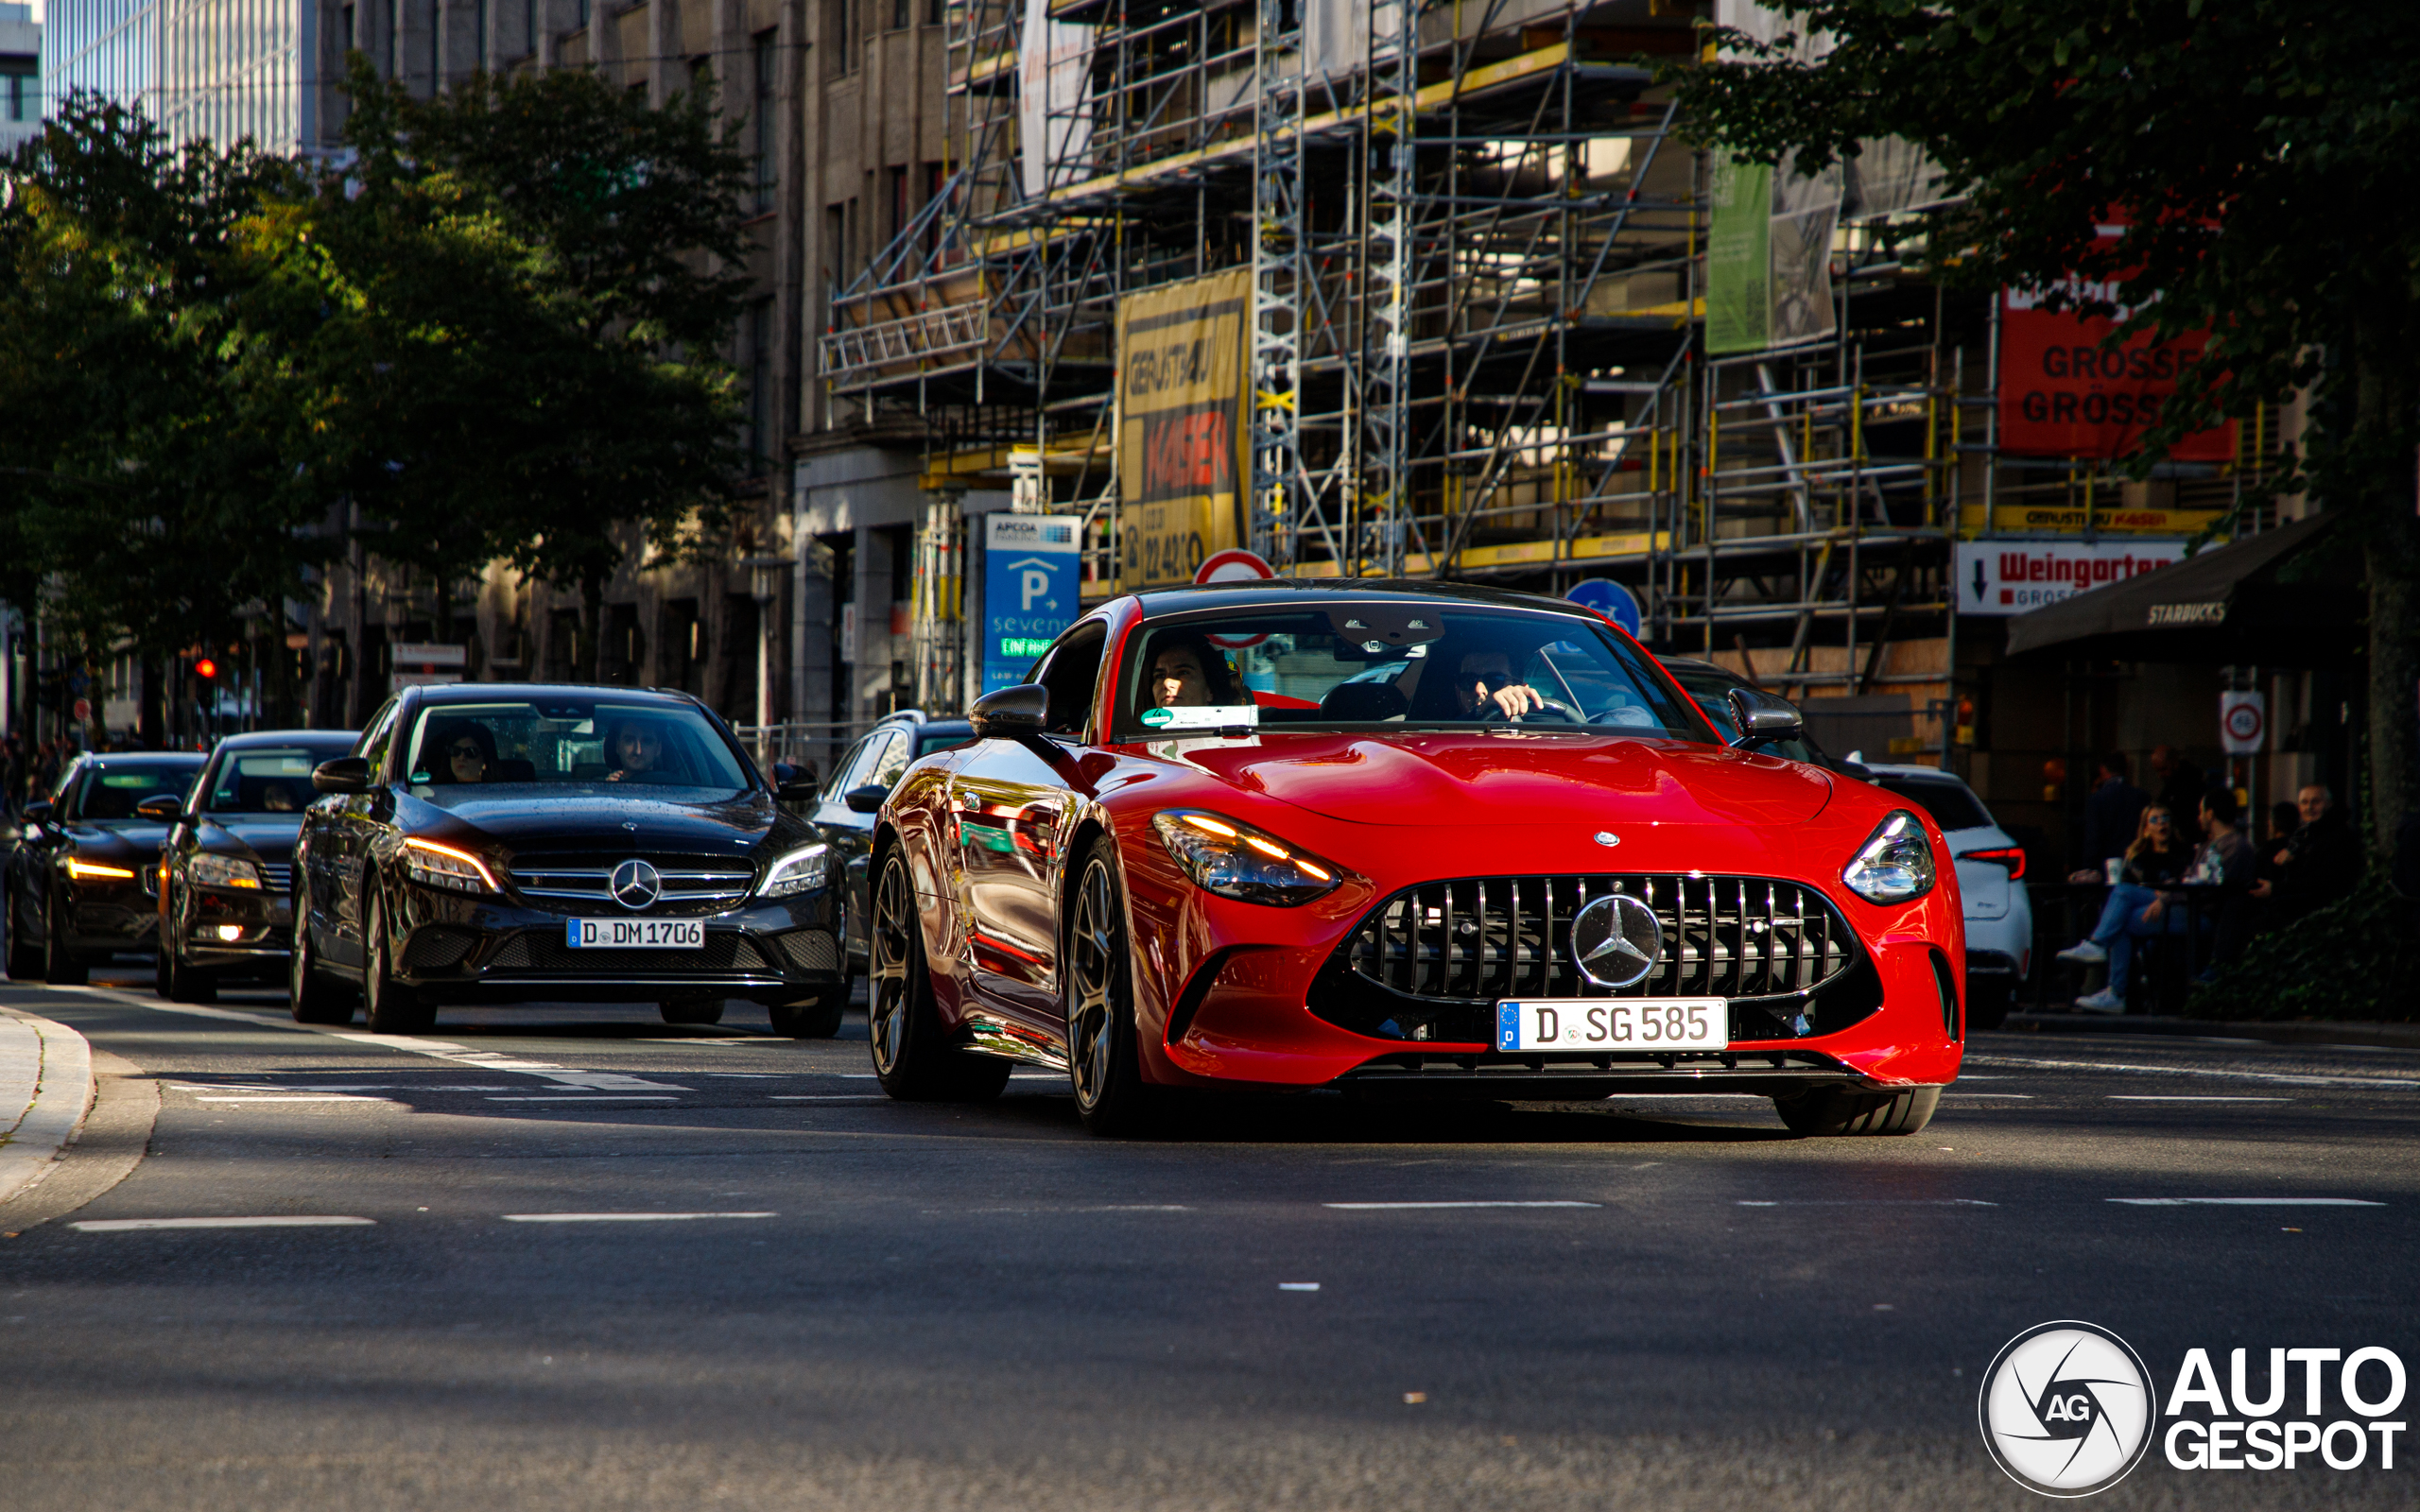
[868,731,912,791]
[356,700,402,782]
[1033,622,1108,738]
[821,735,877,801]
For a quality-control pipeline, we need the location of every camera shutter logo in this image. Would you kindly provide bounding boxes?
[610,859,663,910]
[1980,1320,2156,1497]
[1570,893,1661,988]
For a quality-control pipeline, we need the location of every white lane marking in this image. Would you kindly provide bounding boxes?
[767,1094,890,1101]
[1737,1199,1998,1208]
[1324,1201,1601,1211]
[191,1095,391,1104]
[1942,1092,2034,1097]
[499,1211,775,1223]
[1278,1282,1321,1291]
[68,988,691,1091]
[2107,1095,2290,1102]
[1961,1053,2420,1091]
[71,1216,375,1230]
[484,1095,680,1102]
[2108,1197,2384,1207]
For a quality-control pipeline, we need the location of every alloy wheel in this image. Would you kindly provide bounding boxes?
[868,853,913,1075]
[1067,857,1120,1111]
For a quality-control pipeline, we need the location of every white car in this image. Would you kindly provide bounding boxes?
[1851,761,2033,1030]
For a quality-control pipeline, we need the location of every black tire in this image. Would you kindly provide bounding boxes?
[5,889,42,982]
[43,890,88,987]
[1966,978,2013,1032]
[158,936,217,1004]
[1772,1085,1941,1137]
[1064,836,1159,1137]
[867,845,1009,1101]
[361,888,435,1035]
[659,996,728,1026]
[768,981,848,1038]
[288,893,357,1024]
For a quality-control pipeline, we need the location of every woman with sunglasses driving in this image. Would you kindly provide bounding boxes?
[432,722,497,784]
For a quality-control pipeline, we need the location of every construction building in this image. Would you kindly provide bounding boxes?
[808,0,2300,869]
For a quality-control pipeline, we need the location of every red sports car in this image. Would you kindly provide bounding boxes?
[867,581,1963,1136]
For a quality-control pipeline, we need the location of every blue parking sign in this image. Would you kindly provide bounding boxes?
[983,514,1083,694]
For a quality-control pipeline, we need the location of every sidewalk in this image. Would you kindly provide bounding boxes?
[0,1004,96,1209]
[2001,1009,2420,1051]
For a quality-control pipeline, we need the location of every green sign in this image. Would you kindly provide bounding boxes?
[1139,706,1175,728]
[1706,149,1772,356]
[998,636,1056,659]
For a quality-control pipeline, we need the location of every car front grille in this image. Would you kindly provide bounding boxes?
[485,930,773,975]
[1308,873,1881,1046]
[505,854,755,913]
[257,862,293,893]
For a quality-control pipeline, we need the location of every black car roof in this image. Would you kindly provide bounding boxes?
[210,730,358,748]
[1124,578,1608,620]
[407,683,701,707]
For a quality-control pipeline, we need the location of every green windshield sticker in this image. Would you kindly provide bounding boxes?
[1139,707,1175,728]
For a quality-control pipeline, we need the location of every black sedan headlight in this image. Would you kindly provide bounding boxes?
[404,838,501,895]
[189,854,265,890]
[1150,810,1341,906]
[757,842,835,900]
[1841,810,1936,904]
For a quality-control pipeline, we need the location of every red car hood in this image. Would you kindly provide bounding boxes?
[1164,730,1832,828]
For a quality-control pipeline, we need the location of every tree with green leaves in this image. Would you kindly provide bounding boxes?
[0,99,338,744]
[1671,1,2420,854]
[331,59,755,679]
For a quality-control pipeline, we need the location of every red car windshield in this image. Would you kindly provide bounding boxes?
[1115,604,1716,742]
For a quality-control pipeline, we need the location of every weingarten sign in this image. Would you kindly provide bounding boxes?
[1953,539,2187,616]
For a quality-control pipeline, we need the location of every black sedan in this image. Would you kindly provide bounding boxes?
[145,730,359,1003]
[4,751,206,985]
[804,710,975,982]
[290,683,846,1037]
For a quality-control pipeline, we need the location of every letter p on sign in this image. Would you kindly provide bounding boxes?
[1021,569,1051,611]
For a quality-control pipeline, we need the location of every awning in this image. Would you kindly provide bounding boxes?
[2002,512,2361,665]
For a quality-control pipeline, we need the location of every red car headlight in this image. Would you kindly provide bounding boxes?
[1150,810,1342,907]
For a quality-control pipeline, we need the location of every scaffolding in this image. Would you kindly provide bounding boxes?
[813,0,2288,725]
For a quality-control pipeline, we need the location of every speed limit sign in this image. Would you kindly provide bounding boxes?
[2220,691,2266,755]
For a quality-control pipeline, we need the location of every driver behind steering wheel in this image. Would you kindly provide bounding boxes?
[1452,648,1547,721]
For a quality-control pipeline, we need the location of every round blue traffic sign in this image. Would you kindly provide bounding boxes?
[1566,578,1641,637]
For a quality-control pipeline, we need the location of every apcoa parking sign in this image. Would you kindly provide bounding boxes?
[982,513,1082,694]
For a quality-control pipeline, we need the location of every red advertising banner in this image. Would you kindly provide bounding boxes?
[1997,269,2237,462]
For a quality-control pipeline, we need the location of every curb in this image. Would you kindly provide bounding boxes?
[2001,1011,2420,1051]
[0,1005,96,1208]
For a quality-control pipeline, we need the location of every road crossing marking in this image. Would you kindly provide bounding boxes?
[71,1216,375,1230]
[1323,1201,1601,1210]
[2107,1196,2383,1207]
[500,1211,775,1223]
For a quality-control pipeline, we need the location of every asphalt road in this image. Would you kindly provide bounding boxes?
[2,967,2413,1511]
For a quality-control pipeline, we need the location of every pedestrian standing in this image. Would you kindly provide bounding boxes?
[2066,751,2151,884]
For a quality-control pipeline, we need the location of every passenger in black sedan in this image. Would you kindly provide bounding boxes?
[434,722,496,784]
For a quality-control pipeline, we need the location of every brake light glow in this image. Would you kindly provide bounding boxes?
[1960,847,2027,880]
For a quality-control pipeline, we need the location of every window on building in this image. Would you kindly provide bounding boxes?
[688,54,711,100]
[2,64,32,124]
[827,0,851,73]
[475,0,490,68]
[523,0,534,56]
[923,160,945,260]
[577,0,590,29]
[748,300,775,465]
[752,29,776,210]
[825,202,846,301]
[429,0,442,90]
[927,0,942,27]
[889,163,908,248]
[890,0,906,31]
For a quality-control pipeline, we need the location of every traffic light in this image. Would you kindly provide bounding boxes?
[194,657,218,680]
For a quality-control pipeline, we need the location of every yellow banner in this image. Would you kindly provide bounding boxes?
[1959,503,2227,538]
[1115,269,1250,587]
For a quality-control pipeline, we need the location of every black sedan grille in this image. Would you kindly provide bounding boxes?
[1343,874,1853,1003]
[258,862,293,893]
[505,853,754,913]
[1308,874,1882,1046]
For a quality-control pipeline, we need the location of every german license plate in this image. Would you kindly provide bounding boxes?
[1495,999,1728,1052]
[564,919,704,950]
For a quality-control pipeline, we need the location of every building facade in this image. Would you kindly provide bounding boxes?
[2,3,42,154]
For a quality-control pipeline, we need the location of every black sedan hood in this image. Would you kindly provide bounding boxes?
[64,819,174,860]
[404,786,803,859]
[195,816,307,863]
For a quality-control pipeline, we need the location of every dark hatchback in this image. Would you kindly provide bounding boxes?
[4,751,206,984]
[290,683,846,1037]
[804,710,975,980]
[147,730,359,1002]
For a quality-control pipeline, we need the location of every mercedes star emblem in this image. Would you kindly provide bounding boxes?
[609,858,663,910]
[1570,893,1662,988]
